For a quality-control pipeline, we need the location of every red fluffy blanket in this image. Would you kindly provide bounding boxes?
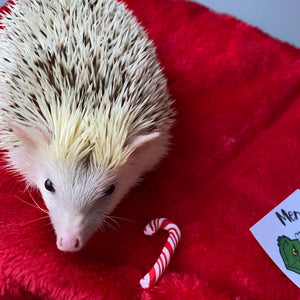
[1,0,300,299]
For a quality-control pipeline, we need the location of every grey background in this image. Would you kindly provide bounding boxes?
[194,0,300,48]
[0,0,299,48]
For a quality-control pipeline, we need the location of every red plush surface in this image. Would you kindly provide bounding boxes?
[1,0,300,299]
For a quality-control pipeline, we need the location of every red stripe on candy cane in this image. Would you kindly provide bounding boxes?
[139,218,181,289]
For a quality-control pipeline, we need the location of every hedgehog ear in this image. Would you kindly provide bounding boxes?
[128,132,160,153]
[10,122,51,149]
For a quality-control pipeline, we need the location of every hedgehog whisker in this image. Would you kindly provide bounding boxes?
[107,215,137,223]
[103,214,120,229]
[97,221,105,233]
[101,217,119,232]
[48,225,55,232]
[28,191,49,214]
[102,220,120,232]
[23,215,50,226]
[15,195,43,212]
[15,194,48,215]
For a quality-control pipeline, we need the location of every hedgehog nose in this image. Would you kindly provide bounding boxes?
[57,234,82,252]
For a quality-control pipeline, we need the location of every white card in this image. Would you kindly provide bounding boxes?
[250,189,300,288]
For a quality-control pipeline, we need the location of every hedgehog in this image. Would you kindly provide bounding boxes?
[0,0,174,252]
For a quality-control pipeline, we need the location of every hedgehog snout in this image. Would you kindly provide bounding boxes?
[52,212,89,252]
[56,230,83,252]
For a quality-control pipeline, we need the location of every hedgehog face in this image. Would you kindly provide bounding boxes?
[39,162,120,252]
[8,123,164,252]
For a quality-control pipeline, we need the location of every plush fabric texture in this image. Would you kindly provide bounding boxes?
[1,0,300,299]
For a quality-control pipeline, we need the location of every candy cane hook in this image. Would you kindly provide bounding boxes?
[140,218,181,289]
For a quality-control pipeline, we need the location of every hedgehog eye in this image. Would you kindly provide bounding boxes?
[45,179,55,192]
[104,184,115,196]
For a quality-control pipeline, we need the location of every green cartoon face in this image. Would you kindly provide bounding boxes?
[278,236,300,274]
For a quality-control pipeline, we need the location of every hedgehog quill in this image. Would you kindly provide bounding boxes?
[0,0,174,252]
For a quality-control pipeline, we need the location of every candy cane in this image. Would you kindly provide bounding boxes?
[140,218,181,289]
